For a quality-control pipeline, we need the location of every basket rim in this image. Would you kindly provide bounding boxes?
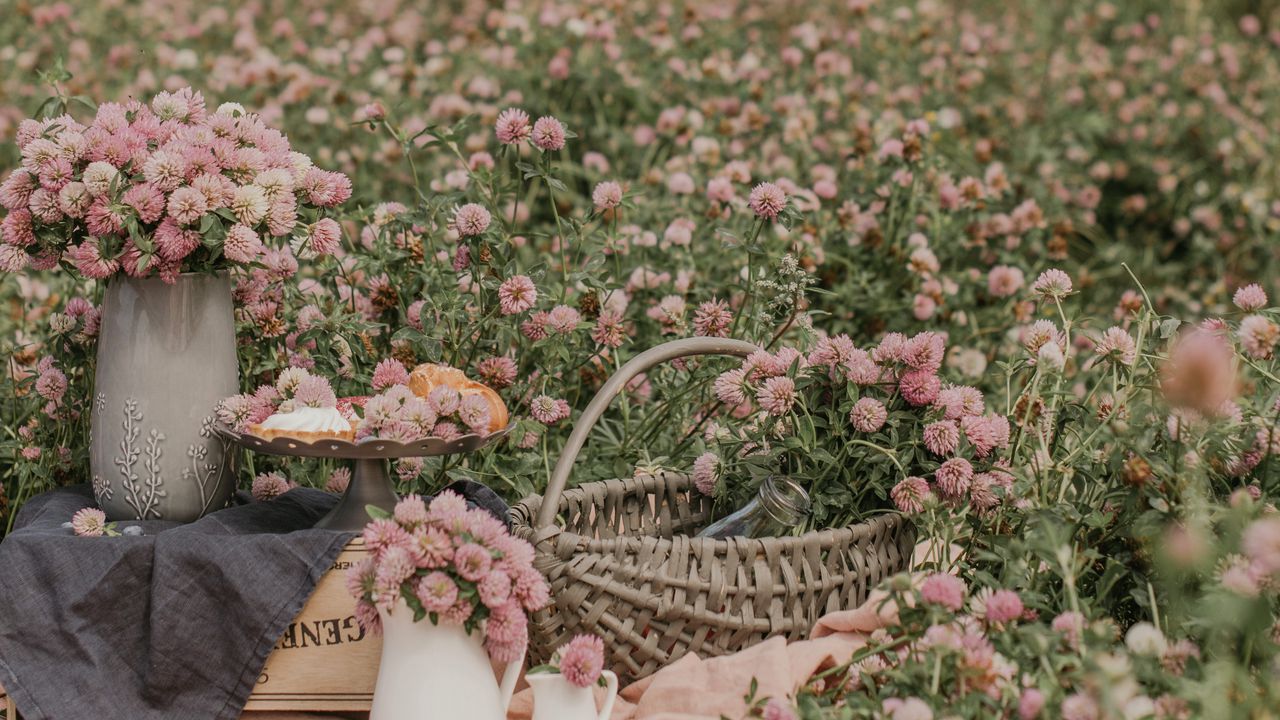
[511,471,911,553]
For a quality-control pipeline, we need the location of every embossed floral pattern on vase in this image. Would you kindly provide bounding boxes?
[90,273,239,522]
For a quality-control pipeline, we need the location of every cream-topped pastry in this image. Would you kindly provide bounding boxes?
[250,406,355,442]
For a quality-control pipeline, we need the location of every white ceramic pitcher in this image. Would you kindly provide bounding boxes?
[527,670,619,720]
[370,602,523,720]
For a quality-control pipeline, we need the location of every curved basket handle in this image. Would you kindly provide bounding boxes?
[535,337,759,528]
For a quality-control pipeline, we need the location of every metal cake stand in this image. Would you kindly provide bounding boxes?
[214,424,509,530]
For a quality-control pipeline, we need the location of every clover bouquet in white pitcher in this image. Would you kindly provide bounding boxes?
[349,491,551,719]
[348,490,549,660]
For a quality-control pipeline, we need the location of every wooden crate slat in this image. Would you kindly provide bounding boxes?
[244,540,380,711]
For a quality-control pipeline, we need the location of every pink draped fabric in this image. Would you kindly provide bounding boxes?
[507,587,901,719]
[508,539,952,719]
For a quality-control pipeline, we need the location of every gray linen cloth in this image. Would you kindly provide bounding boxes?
[0,485,354,720]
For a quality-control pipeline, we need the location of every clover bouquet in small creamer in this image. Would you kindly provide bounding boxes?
[348,491,550,663]
[0,87,350,280]
[529,634,608,688]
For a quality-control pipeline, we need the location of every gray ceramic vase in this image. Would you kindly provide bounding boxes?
[90,272,239,522]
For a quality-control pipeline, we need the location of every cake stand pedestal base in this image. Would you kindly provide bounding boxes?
[315,459,398,531]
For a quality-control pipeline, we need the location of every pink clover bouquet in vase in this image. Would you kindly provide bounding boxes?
[0,87,350,279]
[0,86,352,523]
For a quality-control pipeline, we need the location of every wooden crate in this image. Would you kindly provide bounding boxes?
[244,539,380,712]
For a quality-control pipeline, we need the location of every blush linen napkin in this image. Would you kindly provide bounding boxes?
[506,588,900,720]
[508,540,945,720]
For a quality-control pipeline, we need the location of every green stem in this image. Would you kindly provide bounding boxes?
[540,155,571,300]
[844,439,905,474]
[731,220,764,338]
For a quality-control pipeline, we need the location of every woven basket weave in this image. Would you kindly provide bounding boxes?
[510,338,917,683]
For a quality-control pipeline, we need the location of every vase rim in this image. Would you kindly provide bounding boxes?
[113,270,230,283]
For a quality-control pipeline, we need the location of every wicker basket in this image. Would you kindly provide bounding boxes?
[511,338,917,683]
